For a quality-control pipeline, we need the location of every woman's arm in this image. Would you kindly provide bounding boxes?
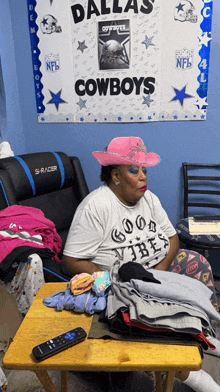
[61,255,103,277]
[154,233,180,271]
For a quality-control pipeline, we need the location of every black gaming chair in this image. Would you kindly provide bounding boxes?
[0,152,89,282]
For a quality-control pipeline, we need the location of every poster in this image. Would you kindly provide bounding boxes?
[27,0,213,123]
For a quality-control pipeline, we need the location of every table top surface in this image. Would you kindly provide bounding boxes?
[3,283,202,373]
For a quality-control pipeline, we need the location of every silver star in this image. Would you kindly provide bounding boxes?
[142,35,155,49]
[77,40,88,53]
[77,98,87,110]
[142,95,154,107]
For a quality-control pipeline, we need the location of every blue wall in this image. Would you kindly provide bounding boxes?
[0,0,26,154]
[1,1,220,226]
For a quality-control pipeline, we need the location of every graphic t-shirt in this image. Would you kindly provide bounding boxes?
[63,185,176,271]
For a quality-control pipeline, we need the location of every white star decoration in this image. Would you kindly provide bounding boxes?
[198,32,212,47]
[194,97,208,110]
[191,236,202,241]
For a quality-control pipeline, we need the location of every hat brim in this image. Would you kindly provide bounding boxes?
[93,151,161,167]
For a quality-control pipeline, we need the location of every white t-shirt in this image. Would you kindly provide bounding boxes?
[63,185,176,271]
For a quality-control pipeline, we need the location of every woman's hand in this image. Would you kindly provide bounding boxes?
[154,233,180,271]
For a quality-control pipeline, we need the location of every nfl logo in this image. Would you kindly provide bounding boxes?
[176,48,194,70]
[45,53,60,72]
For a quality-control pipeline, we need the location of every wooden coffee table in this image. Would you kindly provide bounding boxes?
[3,283,202,392]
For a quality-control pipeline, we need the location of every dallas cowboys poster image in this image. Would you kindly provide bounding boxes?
[98,20,130,70]
[27,0,213,123]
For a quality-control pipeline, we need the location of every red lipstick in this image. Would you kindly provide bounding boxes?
[140,186,147,192]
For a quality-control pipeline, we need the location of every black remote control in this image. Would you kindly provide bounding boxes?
[32,327,87,361]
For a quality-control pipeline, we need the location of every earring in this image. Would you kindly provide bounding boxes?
[115,181,120,186]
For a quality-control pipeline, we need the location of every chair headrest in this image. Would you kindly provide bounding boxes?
[0,152,75,201]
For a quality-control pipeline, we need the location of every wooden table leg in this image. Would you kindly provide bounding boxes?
[155,371,175,392]
[155,372,163,392]
[164,371,175,392]
[61,370,69,392]
[35,370,59,392]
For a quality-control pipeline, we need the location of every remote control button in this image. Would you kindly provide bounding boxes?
[65,332,76,340]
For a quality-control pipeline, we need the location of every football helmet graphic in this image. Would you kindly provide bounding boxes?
[174,1,198,23]
[40,15,62,34]
[102,40,126,65]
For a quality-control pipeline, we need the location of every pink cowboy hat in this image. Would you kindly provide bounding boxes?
[93,137,160,167]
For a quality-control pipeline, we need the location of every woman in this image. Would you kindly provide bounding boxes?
[62,136,220,392]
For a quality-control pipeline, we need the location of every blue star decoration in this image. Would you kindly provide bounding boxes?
[171,86,193,107]
[47,90,66,111]
[77,98,87,110]
[77,40,88,53]
[142,95,154,107]
[42,17,49,27]
[142,35,155,49]
[176,3,184,12]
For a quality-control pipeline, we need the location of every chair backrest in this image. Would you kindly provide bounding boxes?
[0,152,89,251]
[183,163,220,218]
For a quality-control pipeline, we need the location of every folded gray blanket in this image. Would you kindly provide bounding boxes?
[106,260,219,336]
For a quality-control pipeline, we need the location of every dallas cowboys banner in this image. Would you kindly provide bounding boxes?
[27,0,213,123]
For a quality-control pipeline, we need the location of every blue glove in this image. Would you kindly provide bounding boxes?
[92,270,111,297]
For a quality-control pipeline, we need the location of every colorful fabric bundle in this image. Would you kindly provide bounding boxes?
[92,270,111,296]
[69,273,95,295]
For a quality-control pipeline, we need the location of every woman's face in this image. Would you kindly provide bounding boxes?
[113,165,148,206]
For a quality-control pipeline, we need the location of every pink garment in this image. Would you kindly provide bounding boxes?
[0,205,62,263]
